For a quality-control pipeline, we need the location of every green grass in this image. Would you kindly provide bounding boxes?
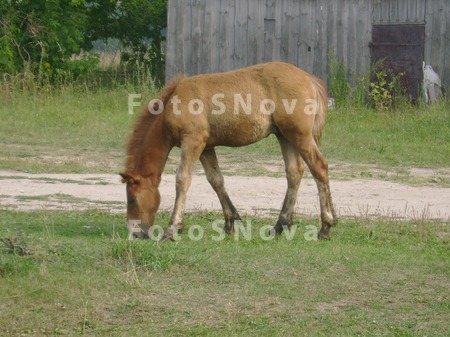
[322,102,450,168]
[193,101,450,170]
[0,83,157,173]
[0,84,449,177]
[0,210,448,336]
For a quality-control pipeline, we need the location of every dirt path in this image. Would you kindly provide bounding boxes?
[1,170,448,221]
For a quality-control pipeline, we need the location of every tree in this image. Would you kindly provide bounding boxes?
[87,0,168,84]
[0,0,92,77]
[0,0,168,83]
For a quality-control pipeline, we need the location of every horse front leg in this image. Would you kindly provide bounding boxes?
[162,139,205,241]
[200,148,241,234]
[272,136,304,235]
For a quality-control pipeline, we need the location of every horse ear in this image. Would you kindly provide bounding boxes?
[120,172,140,184]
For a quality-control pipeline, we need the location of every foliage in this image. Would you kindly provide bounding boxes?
[369,62,405,110]
[68,54,100,77]
[328,53,407,110]
[0,0,92,78]
[0,0,168,83]
[87,0,168,84]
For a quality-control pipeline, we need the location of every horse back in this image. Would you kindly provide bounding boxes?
[164,62,326,147]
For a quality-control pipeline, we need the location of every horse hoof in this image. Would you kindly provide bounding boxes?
[128,232,149,240]
[317,230,330,240]
[159,235,174,242]
[268,228,277,237]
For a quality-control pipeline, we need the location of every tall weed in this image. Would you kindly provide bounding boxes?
[328,52,413,111]
[1,53,160,99]
[328,51,350,107]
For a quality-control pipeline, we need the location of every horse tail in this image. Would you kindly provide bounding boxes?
[311,77,328,145]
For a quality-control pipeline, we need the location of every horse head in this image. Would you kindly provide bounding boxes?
[120,172,161,239]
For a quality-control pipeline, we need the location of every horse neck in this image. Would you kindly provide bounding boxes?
[135,116,172,186]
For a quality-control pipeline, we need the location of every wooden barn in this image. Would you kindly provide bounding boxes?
[165,0,450,100]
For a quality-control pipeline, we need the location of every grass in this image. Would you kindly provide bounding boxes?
[0,81,449,181]
[0,210,448,336]
[322,102,450,168]
[0,85,149,173]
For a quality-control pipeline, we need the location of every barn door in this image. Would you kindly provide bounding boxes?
[370,24,425,101]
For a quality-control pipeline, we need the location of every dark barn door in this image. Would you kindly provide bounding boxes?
[371,24,425,101]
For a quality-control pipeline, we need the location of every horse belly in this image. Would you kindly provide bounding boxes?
[207,113,273,147]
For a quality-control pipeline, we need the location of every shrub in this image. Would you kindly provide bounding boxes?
[328,52,407,111]
[369,62,405,110]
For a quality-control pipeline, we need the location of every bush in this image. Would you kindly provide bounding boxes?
[53,54,100,83]
[328,53,407,111]
[369,61,405,110]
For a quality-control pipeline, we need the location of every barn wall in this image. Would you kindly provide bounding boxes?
[372,0,450,86]
[424,0,450,86]
[372,0,426,23]
[166,0,450,88]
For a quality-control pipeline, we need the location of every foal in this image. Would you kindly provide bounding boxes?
[121,62,337,240]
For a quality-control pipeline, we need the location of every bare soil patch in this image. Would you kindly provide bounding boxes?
[1,170,448,221]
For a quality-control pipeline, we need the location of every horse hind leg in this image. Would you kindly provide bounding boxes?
[291,135,337,240]
[271,136,304,235]
[200,148,241,234]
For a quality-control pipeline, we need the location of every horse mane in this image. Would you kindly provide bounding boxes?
[124,74,185,173]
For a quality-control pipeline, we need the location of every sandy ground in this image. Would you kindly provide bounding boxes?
[0,170,448,221]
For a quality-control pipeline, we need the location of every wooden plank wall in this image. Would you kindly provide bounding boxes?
[372,0,426,23]
[424,0,450,86]
[372,0,449,86]
[166,0,449,87]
